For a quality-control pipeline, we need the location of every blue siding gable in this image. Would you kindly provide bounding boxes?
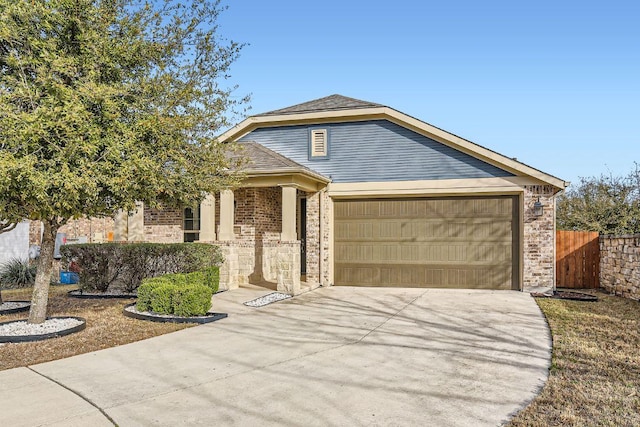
[238,120,514,183]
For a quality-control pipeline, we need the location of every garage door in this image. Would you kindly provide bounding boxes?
[334,197,518,289]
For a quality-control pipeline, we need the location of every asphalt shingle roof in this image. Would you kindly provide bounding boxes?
[255,94,384,116]
[237,142,323,176]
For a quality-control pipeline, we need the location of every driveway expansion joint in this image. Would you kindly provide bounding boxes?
[351,290,428,345]
[27,366,117,426]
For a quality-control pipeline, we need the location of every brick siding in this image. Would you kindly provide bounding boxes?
[523,185,556,290]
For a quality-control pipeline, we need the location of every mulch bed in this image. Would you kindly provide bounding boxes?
[68,289,137,299]
[531,290,598,301]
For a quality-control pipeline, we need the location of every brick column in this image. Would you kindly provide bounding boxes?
[127,202,144,242]
[305,191,320,285]
[199,193,216,241]
[218,189,235,240]
[523,185,556,291]
[114,211,128,241]
[281,185,297,241]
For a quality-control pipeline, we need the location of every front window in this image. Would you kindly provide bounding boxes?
[183,205,201,242]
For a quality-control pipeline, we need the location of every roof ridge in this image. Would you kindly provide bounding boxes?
[255,94,384,117]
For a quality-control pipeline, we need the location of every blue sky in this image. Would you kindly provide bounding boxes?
[218,0,639,185]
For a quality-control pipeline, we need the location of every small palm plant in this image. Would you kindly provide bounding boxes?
[0,258,36,304]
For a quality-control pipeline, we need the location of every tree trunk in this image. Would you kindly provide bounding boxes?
[28,220,58,324]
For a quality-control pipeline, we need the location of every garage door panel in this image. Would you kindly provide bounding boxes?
[335,197,518,289]
[335,218,512,243]
[336,263,513,289]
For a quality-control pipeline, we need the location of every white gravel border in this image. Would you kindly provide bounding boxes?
[243,292,291,308]
[0,301,30,311]
[0,318,83,337]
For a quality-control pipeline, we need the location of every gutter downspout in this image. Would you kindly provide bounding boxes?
[319,189,324,286]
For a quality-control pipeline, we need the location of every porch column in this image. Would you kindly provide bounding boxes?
[281,185,297,241]
[113,211,128,241]
[218,189,235,240]
[199,193,216,241]
[127,201,144,242]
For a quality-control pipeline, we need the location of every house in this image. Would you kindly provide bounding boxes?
[0,221,30,265]
[44,94,567,293]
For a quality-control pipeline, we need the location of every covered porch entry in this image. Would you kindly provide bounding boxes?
[201,143,330,295]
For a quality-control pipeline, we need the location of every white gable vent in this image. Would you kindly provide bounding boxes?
[310,129,328,157]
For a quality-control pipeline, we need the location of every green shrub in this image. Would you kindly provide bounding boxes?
[0,258,37,289]
[61,243,224,294]
[172,284,213,316]
[136,278,165,312]
[136,268,215,316]
[149,283,176,314]
[60,243,122,292]
[185,266,219,293]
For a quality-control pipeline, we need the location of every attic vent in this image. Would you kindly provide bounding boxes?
[310,129,328,157]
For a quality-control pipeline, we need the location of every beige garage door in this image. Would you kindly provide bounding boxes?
[334,197,518,289]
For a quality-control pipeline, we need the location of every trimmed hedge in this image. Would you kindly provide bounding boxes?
[135,266,219,316]
[60,243,223,293]
[173,284,213,317]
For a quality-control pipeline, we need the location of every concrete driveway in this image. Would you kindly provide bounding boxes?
[0,286,550,426]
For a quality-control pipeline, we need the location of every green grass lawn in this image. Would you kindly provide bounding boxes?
[509,292,640,426]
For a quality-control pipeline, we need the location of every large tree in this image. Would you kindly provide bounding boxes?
[557,164,640,234]
[0,0,246,323]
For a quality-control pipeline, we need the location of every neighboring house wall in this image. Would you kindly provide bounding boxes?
[239,120,514,183]
[0,221,29,264]
[600,235,640,300]
[29,207,183,247]
[523,185,556,289]
[29,218,116,246]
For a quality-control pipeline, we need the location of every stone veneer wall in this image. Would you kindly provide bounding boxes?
[217,240,255,290]
[600,235,640,300]
[523,185,556,290]
[261,240,301,294]
[143,206,183,243]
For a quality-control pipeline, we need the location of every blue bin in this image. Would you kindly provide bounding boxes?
[60,271,79,284]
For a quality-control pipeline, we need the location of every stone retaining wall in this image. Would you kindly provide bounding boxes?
[600,234,640,300]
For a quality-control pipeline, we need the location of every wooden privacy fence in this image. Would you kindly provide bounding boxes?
[556,230,600,289]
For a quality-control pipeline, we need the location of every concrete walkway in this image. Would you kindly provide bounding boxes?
[0,287,551,426]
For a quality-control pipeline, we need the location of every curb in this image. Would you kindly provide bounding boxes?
[123,303,227,324]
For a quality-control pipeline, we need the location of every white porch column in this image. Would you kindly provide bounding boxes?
[199,193,216,241]
[127,202,144,242]
[218,189,235,240]
[281,185,297,241]
[113,211,128,241]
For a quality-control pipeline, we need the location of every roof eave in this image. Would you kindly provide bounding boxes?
[244,168,331,184]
